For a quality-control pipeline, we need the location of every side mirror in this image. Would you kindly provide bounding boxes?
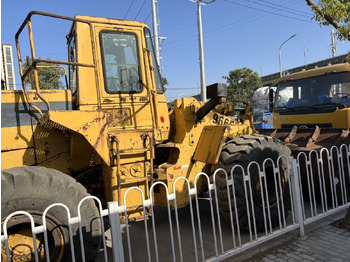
[269,88,274,112]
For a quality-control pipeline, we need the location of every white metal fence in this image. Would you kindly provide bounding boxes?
[1,145,350,262]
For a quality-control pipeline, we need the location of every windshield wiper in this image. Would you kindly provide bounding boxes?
[276,107,292,112]
[276,105,321,112]
[311,102,347,109]
[291,105,319,110]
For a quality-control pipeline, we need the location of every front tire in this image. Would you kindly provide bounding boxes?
[1,166,101,261]
[215,134,292,232]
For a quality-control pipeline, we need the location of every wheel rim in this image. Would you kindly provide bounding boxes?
[1,214,65,262]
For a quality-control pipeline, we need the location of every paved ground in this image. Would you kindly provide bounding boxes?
[96,204,349,262]
[228,211,350,262]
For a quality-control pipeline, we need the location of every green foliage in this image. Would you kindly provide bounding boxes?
[306,0,350,41]
[161,76,169,87]
[161,76,169,92]
[223,67,262,106]
[23,58,65,89]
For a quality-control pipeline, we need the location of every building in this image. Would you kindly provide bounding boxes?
[1,44,16,90]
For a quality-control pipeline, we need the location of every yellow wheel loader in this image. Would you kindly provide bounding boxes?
[1,11,291,261]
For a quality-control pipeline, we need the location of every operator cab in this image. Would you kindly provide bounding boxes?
[65,15,170,141]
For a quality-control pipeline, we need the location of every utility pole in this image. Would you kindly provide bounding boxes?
[190,0,215,101]
[331,28,337,58]
[196,0,206,101]
[151,0,166,73]
[303,40,308,67]
[151,0,160,65]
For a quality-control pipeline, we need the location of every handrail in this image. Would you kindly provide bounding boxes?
[36,65,69,90]
[15,10,102,117]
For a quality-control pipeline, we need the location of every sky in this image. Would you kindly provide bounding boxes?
[1,0,350,101]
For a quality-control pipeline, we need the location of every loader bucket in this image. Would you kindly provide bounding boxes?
[257,126,350,156]
[257,126,350,203]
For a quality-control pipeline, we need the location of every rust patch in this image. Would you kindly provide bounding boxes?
[80,122,91,131]
[305,125,320,147]
[284,126,298,143]
[340,129,350,142]
[77,116,105,133]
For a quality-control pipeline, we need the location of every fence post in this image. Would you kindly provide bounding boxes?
[290,159,305,238]
[108,201,125,262]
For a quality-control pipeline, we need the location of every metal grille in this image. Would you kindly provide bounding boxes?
[1,144,350,262]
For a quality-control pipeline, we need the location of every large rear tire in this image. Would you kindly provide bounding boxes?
[215,134,292,232]
[1,166,101,262]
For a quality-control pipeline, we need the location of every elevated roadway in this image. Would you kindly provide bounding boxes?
[261,54,348,86]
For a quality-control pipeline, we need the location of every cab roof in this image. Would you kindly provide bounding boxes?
[74,14,147,28]
[279,63,350,83]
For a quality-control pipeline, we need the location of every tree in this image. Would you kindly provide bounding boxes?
[305,0,350,42]
[161,76,169,87]
[223,67,262,106]
[23,57,65,89]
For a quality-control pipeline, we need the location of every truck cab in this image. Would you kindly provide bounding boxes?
[272,63,350,128]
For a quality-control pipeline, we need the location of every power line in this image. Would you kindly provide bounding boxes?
[161,0,303,37]
[135,0,147,20]
[162,9,237,36]
[225,0,315,24]
[260,0,312,16]
[243,0,312,18]
[163,13,266,51]
[205,13,267,39]
[144,10,152,22]
[162,0,307,50]
[162,0,315,52]
[124,0,135,19]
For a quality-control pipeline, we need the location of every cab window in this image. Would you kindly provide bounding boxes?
[144,28,164,94]
[101,32,142,93]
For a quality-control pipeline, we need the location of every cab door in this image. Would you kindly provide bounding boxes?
[98,28,154,131]
[96,25,170,141]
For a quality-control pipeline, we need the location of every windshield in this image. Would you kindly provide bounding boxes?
[275,72,350,111]
[101,31,142,93]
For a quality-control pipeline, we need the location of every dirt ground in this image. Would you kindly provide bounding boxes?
[332,208,350,231]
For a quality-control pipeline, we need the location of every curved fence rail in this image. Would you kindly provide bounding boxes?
[1,145,350,262]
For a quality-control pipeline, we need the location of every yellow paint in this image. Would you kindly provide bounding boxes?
[273,63,350,129]
[273,108,350,128]
[2,228,45,262]
[1,126,34,151]
[193,126,228,164]
[2,12,256,222]
[1,149,36,170]
[154,98,253,208]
